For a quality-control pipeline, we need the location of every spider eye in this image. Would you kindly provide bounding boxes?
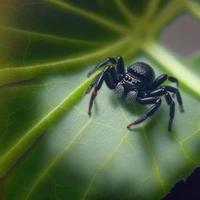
[125,75,129,80]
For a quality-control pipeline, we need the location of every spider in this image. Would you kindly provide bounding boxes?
[85,56,184,132]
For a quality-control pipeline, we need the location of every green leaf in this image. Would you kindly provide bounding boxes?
[0,0,200,199]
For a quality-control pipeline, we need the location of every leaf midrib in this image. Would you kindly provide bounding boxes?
[0,73,97,177]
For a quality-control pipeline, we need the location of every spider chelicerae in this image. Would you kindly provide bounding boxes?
[85,56,184,132]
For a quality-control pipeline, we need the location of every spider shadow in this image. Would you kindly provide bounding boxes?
[108,93,163,132]
[108,92,174,138]
[108,93,145,116]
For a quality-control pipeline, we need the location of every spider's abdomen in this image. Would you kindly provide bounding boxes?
[127,62,155,86]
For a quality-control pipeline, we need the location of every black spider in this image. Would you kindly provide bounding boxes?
[85,56,184,132]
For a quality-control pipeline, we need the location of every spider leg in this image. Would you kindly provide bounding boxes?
[147,74,179,89]
[164,86,184,112]
[116,56,126,78]
[149,86,184,112]
[87,57,116,77]
[127,97,161,129]
[87,56,125,115]
[87,66,118,116]
[137,96,159,104]
[85,74,101,94]
[104,68,118,89]
[86,56,125,93]
[165,92,175,132]
[147,87,178,131]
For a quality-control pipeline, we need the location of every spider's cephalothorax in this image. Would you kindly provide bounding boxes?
[86,56,184,132]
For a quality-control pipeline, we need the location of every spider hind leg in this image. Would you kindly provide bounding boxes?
[127,98,161,129]
[165,92,175,132]
[165,86,184,112]
[146,86,181,132]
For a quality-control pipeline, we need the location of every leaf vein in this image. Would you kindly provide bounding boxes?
[0,74,97,177]
[25,118,93,199]
[141,127,167,192]
[113,0,138,27]
[45,0,128,34]
[82,131,129,200]
[0,37,131,85]
[0,26,105,46]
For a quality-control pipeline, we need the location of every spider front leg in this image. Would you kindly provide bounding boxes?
[116,56,126,79]
[87,66,118,116]
[127,97,161,129]
[86,56,125,94]
[87,57,116,77]
[86,56,126,115]
[87,56,125,78]
[85,57,116,94]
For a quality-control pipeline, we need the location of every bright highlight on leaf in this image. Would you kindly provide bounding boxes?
[0,0,200,200]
